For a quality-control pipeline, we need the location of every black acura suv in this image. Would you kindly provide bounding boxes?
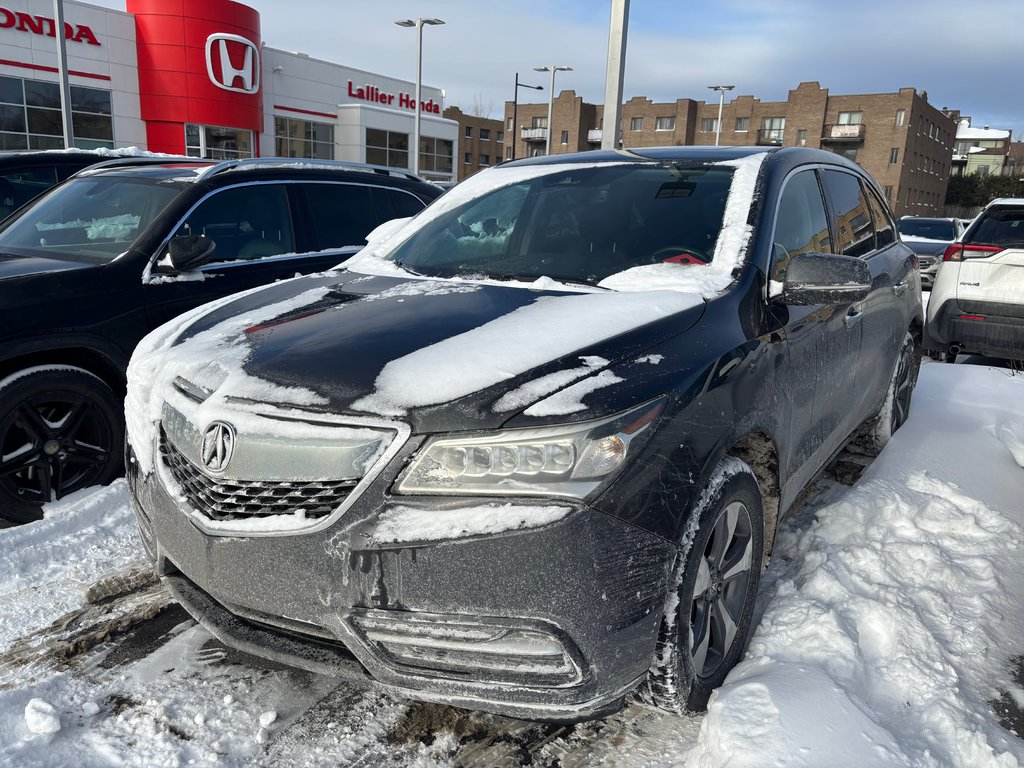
[0,157,439,521]
[127,147,922,721]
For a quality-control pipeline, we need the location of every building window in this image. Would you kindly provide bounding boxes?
[889,147,899,164]
[837,148,858,162]
[838,111,862,125]
[465,126,473,139]
[505,146,512,160]
[655,116,676,131]
[700,117,719,133]
[479,154,489,166]
[497,131,504,143]
[895,110,906,127]
[464,152,471,164]
[734,117,749,132]
[760,117,785,144]
[630,116,643,131]
[418,136,454,176]
[480,128,491,141]
[507,116,513,130]
[366,128,409,169]
[0,75,114,150]
[977,165,990,177]
[796,129,807,146]
[560,130,569,144]
[274,117,333,159]
[884,185,893,200]
[185,123,253,159]
[531,116,548,129]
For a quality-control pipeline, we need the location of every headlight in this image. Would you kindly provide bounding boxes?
[396,398,666,499]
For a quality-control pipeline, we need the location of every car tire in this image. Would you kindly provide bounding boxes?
[856,332,917,456]
[646,457,764,714]
[0,366,123,524]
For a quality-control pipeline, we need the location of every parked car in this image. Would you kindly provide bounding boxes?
[126,146,922,722]
[0,150,124,221]
[924,197,1024,362]
[896,216,964,289]
[0,157,439,521]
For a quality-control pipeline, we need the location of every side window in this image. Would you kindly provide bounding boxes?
[864,186,896,248]
[300,183,379,250]
[0,166,58,218]
[821,170,875,258]
[175,184,294,262]
[388,189,426,219]
[772,170,832,283]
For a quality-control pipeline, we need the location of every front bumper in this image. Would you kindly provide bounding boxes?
[127,437,675,721]
[924,299,1024,360]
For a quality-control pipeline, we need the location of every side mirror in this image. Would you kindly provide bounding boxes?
[168,234,216,272]
[776,251,872,306]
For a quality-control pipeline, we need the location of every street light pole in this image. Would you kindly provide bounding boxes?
[53,0,74,148]
[512,72,543,161]
[707,85,734,146]
[395,17,445,176]
[534,66,572,156]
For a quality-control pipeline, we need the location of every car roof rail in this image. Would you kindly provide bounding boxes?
[71,155,209,178]
[193,157,426,183]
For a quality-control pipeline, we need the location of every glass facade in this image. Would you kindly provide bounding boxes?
[273,116,334,159]
[185,124,254,160]
[0,75,113,150]
[418,135,454,176]
[366,128,408,169]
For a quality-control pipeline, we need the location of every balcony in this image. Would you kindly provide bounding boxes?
[520,127,548,142]
[821,123,866,142]
[587,129,603,143]
[756,128,784,146]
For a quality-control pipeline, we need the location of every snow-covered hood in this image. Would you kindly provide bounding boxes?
[129,269,706,443]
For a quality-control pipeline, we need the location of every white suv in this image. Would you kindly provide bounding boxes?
[924,198,1024,362]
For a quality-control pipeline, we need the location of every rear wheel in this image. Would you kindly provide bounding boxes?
[0,366,123,523]
[647,457,764,713]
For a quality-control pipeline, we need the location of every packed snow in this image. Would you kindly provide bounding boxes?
[1,363,1024,767]
[371,503,573,546]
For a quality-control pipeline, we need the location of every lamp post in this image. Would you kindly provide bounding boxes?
[533,66,572,156]
[707,84,734,146]
[512,73,543,161]
[395,17,445,176]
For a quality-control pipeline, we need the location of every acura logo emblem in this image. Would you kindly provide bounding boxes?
[201,421,235,473]
[205,33,260,94]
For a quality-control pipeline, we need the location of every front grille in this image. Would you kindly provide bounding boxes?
[160,429,357,521]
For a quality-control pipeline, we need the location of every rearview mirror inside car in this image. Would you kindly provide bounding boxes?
[777,252,872,306]
[168,235,216,272]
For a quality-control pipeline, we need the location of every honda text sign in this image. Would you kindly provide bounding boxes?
[205,33,260,94]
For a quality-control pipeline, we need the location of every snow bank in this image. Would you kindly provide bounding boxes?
[353,290,701,416]
[688,364,1024,768]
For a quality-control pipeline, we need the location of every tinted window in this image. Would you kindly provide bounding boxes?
[301,183,379,250]
[176,185,295,262]
[388,189,426,219]
[822,170,874,257]
[0,166,57,218]
[772,170,832,282]
[865,189,896,247]
[968,207,1024,247]
[896,218,955,240]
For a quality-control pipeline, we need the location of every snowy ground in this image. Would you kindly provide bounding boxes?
[0,363,1022,767]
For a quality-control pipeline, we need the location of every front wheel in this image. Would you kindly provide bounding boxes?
[646,457,764,713]
[0,366,123,523]
[856,332,917,456]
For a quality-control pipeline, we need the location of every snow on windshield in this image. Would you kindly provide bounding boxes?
[352,290,700,416]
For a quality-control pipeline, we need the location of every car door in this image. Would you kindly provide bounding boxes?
[820,169,910,422]
[767,167,862,489]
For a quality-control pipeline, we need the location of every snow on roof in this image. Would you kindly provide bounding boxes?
[957,126,1011,140]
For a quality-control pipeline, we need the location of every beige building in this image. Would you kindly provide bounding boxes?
[951,119,1012,177]
[504,81,956,217]
[443,107,505,181]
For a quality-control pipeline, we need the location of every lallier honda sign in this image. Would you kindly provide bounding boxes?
[0,5,100,45]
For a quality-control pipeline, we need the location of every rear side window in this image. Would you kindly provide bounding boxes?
[300,183,380,250]
[771,169,832,282]
[864,189,896,248]
[388,188,426,219]
[821,170,875,258]
[175,184,295,262]
[968,208,1024,247]
[0,166,57,218]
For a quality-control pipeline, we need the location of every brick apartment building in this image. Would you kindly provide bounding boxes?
[443,107,505,181]
[504,81,956,217]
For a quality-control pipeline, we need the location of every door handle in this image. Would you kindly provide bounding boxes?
[843,308,863,329]
[892,281,908,296]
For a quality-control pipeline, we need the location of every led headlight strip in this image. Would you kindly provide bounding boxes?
[396,397,666,499]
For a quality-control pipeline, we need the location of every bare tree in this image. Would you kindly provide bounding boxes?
[469,93,496,119]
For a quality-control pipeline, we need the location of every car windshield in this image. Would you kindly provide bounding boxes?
[0,176,182,264]
[968,208,1024,248]
[383,163,736,285]
[897,218,955,240]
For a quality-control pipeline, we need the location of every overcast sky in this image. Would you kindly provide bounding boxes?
[94,0,1024,137]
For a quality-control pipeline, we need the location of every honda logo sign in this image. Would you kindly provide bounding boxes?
[205,33,260,94]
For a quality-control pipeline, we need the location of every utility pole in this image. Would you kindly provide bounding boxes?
[601,0,630,151]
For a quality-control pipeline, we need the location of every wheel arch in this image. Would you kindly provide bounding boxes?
[0,344,127,397]
[725,431,781,563]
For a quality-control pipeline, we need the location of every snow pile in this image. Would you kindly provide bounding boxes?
[688,364,1024,768]
[372,503,572,545]
[353,290,701,415]
[23,699,60,735]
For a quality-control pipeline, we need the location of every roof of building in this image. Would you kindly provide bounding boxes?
[957,126,1011,140]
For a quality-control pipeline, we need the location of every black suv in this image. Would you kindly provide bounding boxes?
[127,147,922,721]
[0,157,439,520]
[0,150,118,221]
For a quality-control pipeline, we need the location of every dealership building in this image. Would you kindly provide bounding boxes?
[0,0,457,181]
